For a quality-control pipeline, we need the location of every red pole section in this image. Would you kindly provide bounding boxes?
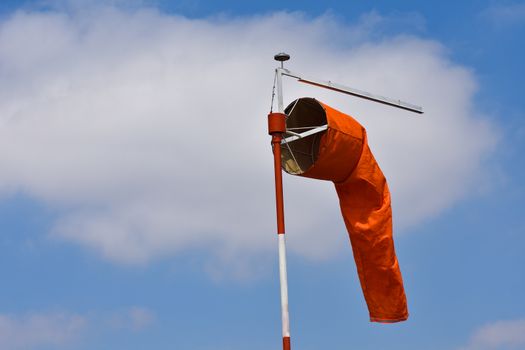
[268,112,291,350]
[283,336,291,350]
[272,135,285,234]
[268,112,287,235]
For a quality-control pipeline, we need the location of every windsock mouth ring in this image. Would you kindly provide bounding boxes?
[281,98,327,175]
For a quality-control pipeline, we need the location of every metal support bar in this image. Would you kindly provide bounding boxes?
[282,125,328,144]
[279,68,423,114]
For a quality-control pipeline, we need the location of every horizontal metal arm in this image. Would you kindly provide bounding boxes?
[279,68,423,114]
[281,125,328,144]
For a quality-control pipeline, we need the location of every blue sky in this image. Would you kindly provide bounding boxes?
[0,1,524,349]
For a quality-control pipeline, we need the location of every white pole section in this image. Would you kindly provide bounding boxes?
[278,234,290,338]
[276,68,284,113]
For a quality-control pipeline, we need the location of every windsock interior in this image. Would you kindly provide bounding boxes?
[281,98,327,175]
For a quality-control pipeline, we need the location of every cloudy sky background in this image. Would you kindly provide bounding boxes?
[0,1,524,349]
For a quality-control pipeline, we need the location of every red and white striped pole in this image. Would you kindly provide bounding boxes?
[268,110,290,350]
[269,52,291,350]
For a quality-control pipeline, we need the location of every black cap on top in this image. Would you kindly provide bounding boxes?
[274,52,290,62]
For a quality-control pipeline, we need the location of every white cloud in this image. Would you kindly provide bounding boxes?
[480,3,525,26]
[106,306,155,331]
[0,307,155,349]
[0,6,497,269]
[459,319,525,350]
[0,312,85,349]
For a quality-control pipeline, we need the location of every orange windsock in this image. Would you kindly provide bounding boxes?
[281,97,408,323]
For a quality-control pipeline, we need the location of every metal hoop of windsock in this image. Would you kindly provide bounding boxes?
[267,52,423,350]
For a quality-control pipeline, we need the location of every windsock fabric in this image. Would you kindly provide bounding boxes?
[282,98,408,323]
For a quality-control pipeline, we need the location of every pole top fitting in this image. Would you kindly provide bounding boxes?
[274,52,290,68]
[274,52,290,62]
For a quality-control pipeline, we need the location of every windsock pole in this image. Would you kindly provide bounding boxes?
[268,52,291,350]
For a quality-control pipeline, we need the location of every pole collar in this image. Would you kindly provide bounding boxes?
[268,112,287,135]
